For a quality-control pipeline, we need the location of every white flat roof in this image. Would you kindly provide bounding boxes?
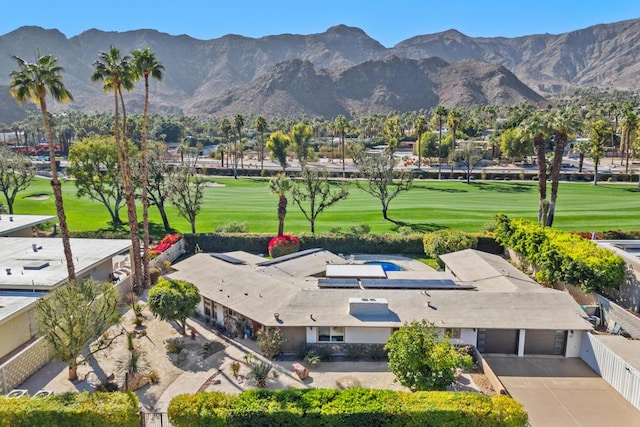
[0,215,55,236]
[0,291,46,324]
[326,264,386,278]
[0,237,131,290]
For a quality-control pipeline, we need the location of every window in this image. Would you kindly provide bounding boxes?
[318,326,345,342]
[445,328,461,339]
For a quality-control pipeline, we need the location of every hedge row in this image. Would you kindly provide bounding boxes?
[185,232,427,255]
[0,392,140,427]
[185,232,503,257]
[494,214,626,292]
[168,388,528,427]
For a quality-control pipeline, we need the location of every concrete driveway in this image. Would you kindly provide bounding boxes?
[485,356,640,427]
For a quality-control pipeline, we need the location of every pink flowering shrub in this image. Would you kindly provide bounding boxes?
[268,234,300,258]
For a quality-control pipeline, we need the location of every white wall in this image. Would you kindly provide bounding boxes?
[196,297,204,316]
[565,330,584,357]
[215,303,224,327]
[306,326,317,344]
[345,327,391,344]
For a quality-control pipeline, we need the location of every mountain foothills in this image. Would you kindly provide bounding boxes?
[1,18,639,121]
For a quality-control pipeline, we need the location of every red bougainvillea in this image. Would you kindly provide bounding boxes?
[152,234,182,254]
[268,234,300,258]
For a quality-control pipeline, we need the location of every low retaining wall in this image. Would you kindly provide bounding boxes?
[471,347,507,395]
[0,337,50,394]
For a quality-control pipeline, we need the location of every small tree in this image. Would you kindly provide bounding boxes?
[423,230,478,267]
[0,146,34,214]
[266,131,291,172]
[449,141,487,184]
[169,164,204,233]
[148,277,200,335]
[385,320,472,391]
[291,168,349,233]
[256,328,287,359]
[356,150,412,222]
[36,279,121,381]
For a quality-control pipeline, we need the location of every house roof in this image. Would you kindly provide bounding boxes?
[169,249,592,331]
[0,237,131,291]
[0,291,46,325]
[0,215,55,237]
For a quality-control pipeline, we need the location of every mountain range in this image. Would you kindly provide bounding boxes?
[1,18,639,122]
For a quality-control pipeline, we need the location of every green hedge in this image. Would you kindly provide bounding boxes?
[494,214,626,292]
[168,388,527,427]
[0,392,140,427]
[185,232,427,255]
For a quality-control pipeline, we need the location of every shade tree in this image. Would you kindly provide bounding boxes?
[0,147,34,215]
[148,277,200,335]
[291,168,349,233]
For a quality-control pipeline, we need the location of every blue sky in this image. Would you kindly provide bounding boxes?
[3,1,640,47]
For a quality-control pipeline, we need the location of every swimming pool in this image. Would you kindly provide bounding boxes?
[364,261,404,272]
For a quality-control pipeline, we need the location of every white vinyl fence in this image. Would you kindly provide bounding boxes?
[581,333,640,410]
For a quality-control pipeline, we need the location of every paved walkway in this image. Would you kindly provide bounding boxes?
[486,356,640,427]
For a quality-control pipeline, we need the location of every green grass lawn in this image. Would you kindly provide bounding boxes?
[12,176,640,236]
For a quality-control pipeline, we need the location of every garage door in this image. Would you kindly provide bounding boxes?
[525,329,566,355]
[477,329,518,354]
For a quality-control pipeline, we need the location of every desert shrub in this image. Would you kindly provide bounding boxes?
[149,267,161,285]
[256,328,286,359]
[423,229,478,267]
[216,222,248,233]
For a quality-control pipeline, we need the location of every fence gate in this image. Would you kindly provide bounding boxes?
[140,412,172,427]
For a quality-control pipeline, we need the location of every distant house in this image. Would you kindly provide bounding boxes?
[169,248,592,356]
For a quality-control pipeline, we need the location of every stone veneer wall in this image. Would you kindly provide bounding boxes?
[0,337,50,394]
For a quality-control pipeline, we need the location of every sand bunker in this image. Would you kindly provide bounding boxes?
[25,194,50,201]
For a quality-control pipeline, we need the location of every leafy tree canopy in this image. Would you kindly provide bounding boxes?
[148,277,200,334]
[385,320,472,391]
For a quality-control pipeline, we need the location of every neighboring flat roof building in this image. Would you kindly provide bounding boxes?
[0,237,132,291]
[170,248,592,356]
[0,215,55,238]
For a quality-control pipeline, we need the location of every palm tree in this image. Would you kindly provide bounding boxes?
[268,173,291,237]
[220,117,232,168]
[132,48,164,289]
[10,52,76,280]
[434,105,448,179]
[414,115,428,169]
[254,116,268,171]
[547,108,582,226]
[447,109,462,147]
[91,46,143,293]
[333,115,348,177]
[233,114,245,178]
[521,110,550,225]
[619,110,638,173]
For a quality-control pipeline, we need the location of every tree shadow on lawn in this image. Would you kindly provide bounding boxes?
[419,186,468,193]
[389,220,447,233]
[87,221,176,240]
[469,182,533,193]
[623,187,640,193]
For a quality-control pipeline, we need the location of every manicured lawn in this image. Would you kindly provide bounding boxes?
[12,176,640,236]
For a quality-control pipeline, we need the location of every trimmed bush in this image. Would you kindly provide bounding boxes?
[423,230,478,267]
[268,234,300,258]
[494,214,626,292]
[168,388,528,427]
[0,392,140,427]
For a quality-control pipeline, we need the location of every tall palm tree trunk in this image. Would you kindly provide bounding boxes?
[534,135,547,225]
[40,98,75,281]
[546,138,566,227]
[119,90,143,293]
[140,75,151,289]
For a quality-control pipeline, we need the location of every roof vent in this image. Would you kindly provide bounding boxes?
[6,268,11,275]
[349,297,389,316]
